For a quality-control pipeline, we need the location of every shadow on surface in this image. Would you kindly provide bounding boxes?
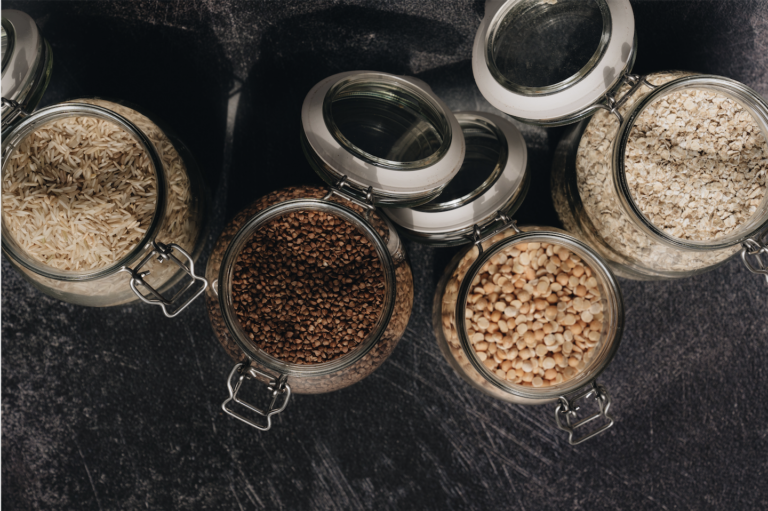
[11,3,233,196]
[228,5,465,219]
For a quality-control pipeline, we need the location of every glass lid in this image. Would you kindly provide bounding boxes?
[1,10,50,122]
[472,0,636,126]
[383,111,529,245]
[301,71,465,207]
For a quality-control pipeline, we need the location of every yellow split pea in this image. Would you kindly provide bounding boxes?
[465,241,604,388]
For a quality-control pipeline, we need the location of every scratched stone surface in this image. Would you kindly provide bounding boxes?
[2,1,768,509]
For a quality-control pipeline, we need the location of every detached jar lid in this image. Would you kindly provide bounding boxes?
[383,111,529,246]
[472,0,636,126]
[1,10,52,126]
[301,71,465,207]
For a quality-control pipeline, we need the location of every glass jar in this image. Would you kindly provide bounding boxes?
[472,0,636,126]
[551,73,768,280]
[433,223,624,444]
[1,11,208,314]
[384,110,530,246]
[207,185,413,430]
[472,1,768,282]
[1,10,53,125]
[208,70,469,430]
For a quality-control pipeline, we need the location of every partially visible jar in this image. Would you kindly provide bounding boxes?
[433,224,624,444]
[1,10,53,125]
[1,99,208,313]
[551,72,768,280]
[470,1,768,282]
[207,185,413,430]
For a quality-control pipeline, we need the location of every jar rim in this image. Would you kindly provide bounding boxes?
[216,198,398,377]
[323,73,453,170]
[1,102,168,281]
[453,228,624,400]
[613,74,768,250]
[472,0,636,126]
[485,0,613,98]
[383,111,531,246]
[301,71,465,207]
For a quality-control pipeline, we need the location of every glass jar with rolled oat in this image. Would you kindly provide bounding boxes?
[433,223,624,445]
[551,73,768,281]
[471,0,768,281]
[1,11,208,314]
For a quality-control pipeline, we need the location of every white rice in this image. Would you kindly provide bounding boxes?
[2,101,194,272]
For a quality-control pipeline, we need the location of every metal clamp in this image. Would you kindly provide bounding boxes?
[471,211,521,256]
[595,74,657,126]
[323,175,376,222]
[222,363,291,431]
[742,236,768,286]
[555,381,614,445]
[1,97,30,130]
[120,241,208,318]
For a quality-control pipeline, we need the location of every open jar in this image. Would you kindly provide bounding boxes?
[207,70,467,430]
[472,0,768,282]
[433,224,624,444]
[551,73,768,281]
[1,10,208,315]
[384,110,530,246]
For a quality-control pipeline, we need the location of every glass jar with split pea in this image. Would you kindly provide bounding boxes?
[433,225,624,445]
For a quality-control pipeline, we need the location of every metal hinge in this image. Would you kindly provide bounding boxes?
[555,381,614,445]
[222,363,292,431]
[120,241,208,318]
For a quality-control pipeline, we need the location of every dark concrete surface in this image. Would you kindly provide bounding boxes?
[2,1,767,509]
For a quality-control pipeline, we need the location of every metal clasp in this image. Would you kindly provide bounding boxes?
[595,74,657,126]
[119,241,208,318]
[741,236,768,286]
[323,175,376,222]
[555,381,614,445]
[471,211,521,256]
[222,363,292,431]
[1,97,30,130]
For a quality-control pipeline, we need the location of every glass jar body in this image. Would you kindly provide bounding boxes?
[1,99,206,306]
[206,185,413,395]
[433,226,623,405]
[551,72,768,280]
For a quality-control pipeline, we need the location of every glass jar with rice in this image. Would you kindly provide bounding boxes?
[1,10,208,315]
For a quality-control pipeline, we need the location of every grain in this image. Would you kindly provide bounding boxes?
[231,211,386,364]
[440,230,606,390]
[2,100,194,272]
[625,89,767,241]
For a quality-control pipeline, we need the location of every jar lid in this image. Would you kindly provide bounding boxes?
[1,10,51,126]
[301,71,465,207]
[383,111,529,245]
[472,0,636,126]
